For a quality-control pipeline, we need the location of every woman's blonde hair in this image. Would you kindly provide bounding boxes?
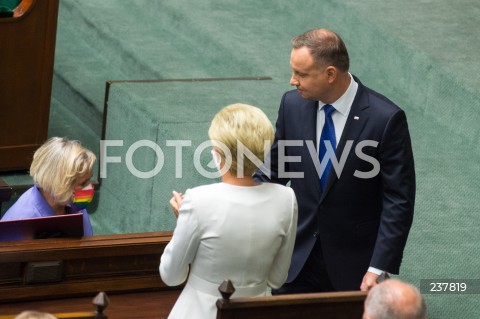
[30,137,96,204]
[208,103,274,176]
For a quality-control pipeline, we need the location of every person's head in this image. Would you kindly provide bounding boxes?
[30,137,96,205]
[363,279,427,319]
[14,311,57,319]
[208,103,274,177]
[289,28,350,102]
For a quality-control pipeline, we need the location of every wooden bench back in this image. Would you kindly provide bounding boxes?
[216,280,367,319]
[0,232,172,302]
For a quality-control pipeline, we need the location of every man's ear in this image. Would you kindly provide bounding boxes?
[325,66,337,83]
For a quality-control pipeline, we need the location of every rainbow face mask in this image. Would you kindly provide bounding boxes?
[72,183,94,209]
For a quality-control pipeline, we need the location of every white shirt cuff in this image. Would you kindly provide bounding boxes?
[368,266,384,275]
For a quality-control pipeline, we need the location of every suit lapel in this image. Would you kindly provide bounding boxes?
[301,100,322,195]
[301,100,318,141]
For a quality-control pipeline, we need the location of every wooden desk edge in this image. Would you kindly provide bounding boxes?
[217,290,367,309]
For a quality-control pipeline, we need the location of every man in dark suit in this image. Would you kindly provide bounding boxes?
[254,28,415,293]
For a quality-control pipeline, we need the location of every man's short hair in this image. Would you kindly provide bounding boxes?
[364,279,427,319]
[291,28,349,72]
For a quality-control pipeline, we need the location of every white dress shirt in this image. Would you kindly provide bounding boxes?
[316,73,358,147]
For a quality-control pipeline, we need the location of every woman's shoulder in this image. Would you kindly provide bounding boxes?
[1,186,47,221]
[188,182,293,193]
[182,182,295,205]
[185,182,225,196]
[6,186,37,208]
[260,182,295,194]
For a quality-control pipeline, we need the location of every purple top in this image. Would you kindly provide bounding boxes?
[1,185,93,236]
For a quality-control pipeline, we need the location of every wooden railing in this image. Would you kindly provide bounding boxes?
[0,232,182,318]
[216,279,367,319]
[0,232,174,302]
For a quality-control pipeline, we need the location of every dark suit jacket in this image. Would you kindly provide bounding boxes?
[255,76,415,291]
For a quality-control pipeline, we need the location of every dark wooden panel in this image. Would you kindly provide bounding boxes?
[0,0,59,171]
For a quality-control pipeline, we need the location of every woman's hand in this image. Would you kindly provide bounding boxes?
[169,190,184,218]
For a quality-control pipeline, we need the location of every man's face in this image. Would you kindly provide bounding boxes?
[290,46,329,101]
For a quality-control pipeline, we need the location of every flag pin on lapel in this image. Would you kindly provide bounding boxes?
[354,116,360,120]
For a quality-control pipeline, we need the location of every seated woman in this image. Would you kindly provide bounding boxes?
[1,137,96,236]
[160,103,298,319]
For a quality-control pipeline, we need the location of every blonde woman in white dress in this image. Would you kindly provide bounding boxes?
[160,103,298,319]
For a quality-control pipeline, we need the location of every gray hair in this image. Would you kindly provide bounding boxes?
[364,280,427,319]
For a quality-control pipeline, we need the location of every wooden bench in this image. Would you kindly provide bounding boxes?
[216,280,367,319]
[0,231,176,302]
[1,234,365,318]
[0,232,181,318]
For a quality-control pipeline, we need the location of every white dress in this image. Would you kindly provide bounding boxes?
[160,182,298,319]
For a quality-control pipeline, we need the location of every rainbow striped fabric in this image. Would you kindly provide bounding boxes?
[73,183,94,209]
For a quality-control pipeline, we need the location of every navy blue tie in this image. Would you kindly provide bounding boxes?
[319,104,336,190]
